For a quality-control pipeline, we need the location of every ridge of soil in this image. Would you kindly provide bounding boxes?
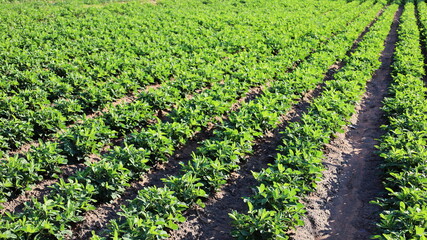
[0,162,86,215]
[167,6,388,240]
[0,82,207,213]
[70,79,277,239]
[70,18,360,236]
[292,6,401,240]
[167,79,328,240]
[71,27,348,236]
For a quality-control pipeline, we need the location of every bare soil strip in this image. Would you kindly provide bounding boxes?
[167,82,325,240]
[71,24,356,237]
[0,82,199,211]
[6,85,151,157]
[165,6,388,240]
[69,17,360,237]
[70,80,277,239]
[292,6,401,240]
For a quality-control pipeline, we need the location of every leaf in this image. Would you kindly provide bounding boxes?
[416,226,425,236]
[247,201,254,212]
[0,231,17,238]
[258,184,266,193]
[167,220,179,230]
[399,201,406,211]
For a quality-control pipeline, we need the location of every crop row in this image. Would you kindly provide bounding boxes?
[373,1,427,239]
[0,0,376,239]
[0,0,331,152]
[418,0,427,53]
[230,4,398,239]
[0,0,357,153]
[0,0,358,204]
[87,2,386,239]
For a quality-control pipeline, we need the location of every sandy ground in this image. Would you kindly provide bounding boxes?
[292,6,401,240]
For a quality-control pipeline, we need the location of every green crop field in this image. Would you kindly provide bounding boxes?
[0,0,426,239]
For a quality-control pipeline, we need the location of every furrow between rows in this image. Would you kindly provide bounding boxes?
[230,3,398,239]
[0,1,370,239]
[72,3,379,238]
[167,3,390,239]
[77,2,387,239]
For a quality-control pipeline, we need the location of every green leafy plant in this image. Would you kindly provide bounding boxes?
[104,144,151,177]
[59,118,117,160]
[75,160,131,201]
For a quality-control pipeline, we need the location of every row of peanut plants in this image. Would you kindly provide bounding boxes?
[88,2,387,239]
[373,1,427,239]
[229,4,398,239]
[0,0,353,203]
[0,0,378,239]
[0,0,329,152]
[418,0,427,54]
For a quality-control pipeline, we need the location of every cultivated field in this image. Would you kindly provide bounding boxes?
[0,0,426,239]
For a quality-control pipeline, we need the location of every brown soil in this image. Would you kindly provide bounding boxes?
[292,6,401,240]
[70,138,201,239]
[167,81,327,240]
[0,84,164,212]
[70,80,278,239]
[0,179,56,215]
[0,162,87,215]
[166,6,388,240]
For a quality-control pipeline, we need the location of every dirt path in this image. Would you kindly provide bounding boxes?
[71,81,276,239]
[292,6,401,240]
[167,6,388,240]
[167,79,330,239]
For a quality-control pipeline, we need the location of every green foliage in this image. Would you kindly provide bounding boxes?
[231,3,398,237]
[52,98,83,123]
[0,179,96,239]
[229,208,295,240]
[0,155,42,201]
[0,118,34,150]
[181,154,230,192]
[26,140,68,177]
[0,0,393,238]
[59,118,117,160]
[163,173,208,208]
[28,106,66,137]
[126,126,174,163]
[75,160,131,201]
[372,3,427,239]
[103,101,154,135]
[104,144,151,177]
[109,187,187,239]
